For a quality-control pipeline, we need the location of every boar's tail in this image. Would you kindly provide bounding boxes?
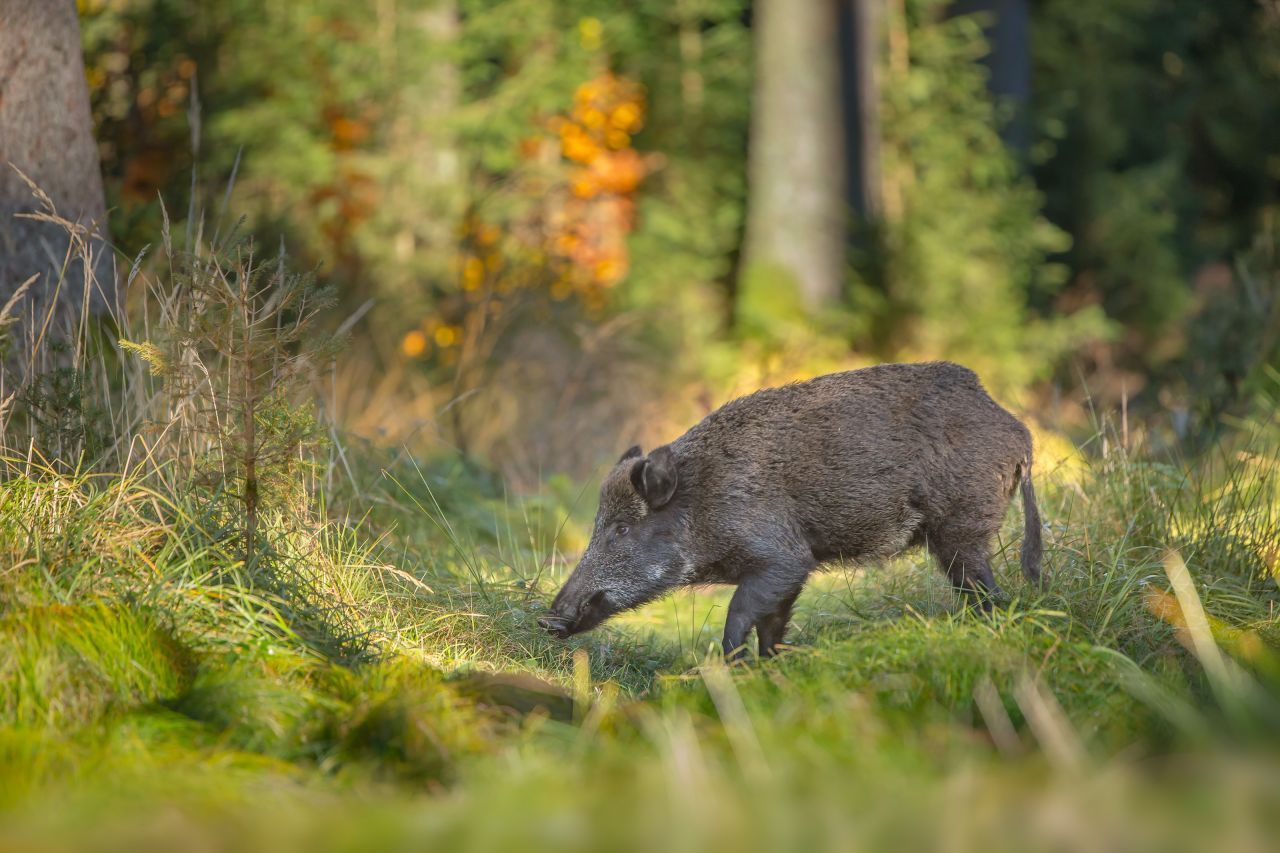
[1018,460,1043,586]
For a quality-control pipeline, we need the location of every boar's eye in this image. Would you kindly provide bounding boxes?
[616,524,630,537]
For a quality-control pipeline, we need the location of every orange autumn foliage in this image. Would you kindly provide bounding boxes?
[405,72,652,361]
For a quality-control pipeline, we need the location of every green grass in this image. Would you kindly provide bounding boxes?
[2,417,1279,852]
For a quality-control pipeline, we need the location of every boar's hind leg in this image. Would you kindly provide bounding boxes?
[929,533,1002,613]
[723,561,812,661]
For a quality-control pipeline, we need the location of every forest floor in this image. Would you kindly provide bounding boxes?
[3,423,1280,852]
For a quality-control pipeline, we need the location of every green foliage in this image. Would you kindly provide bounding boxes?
[81,0,449,286]
[1032,0,1280,369]
[13,362,108,464]
[448,0,752,376]
[866,0,1108,392]
[1177,229,1280,428]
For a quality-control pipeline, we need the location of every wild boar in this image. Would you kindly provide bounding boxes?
[538,361,1042,658]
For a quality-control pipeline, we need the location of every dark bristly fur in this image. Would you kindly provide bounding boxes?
[539,362,1044,659]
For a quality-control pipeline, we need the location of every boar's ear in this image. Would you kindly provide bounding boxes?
[630,446,678,509]
[618,445,642,464]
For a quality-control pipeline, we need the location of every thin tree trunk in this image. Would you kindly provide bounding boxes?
[0,0,113,315]
[841,0,883,221]
[740,0,847,314]
[951,0,1031,156]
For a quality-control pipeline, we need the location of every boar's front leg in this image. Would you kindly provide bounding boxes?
[722,556,813,661]
[755,588,802,658]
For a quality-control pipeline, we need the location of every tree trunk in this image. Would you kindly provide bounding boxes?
[951,0,1031,156]
[840,0,883,221]
[740,0,847,316]
[0,0,113,315]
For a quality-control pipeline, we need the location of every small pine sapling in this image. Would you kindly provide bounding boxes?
[122,230,341,567]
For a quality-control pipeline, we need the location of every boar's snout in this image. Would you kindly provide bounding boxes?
[539,587,611,638]
[535,615,570,638]
[535,614,565,635]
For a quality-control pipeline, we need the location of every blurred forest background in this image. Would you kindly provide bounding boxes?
[48,0,1278,482]
[3,4,1280,848]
